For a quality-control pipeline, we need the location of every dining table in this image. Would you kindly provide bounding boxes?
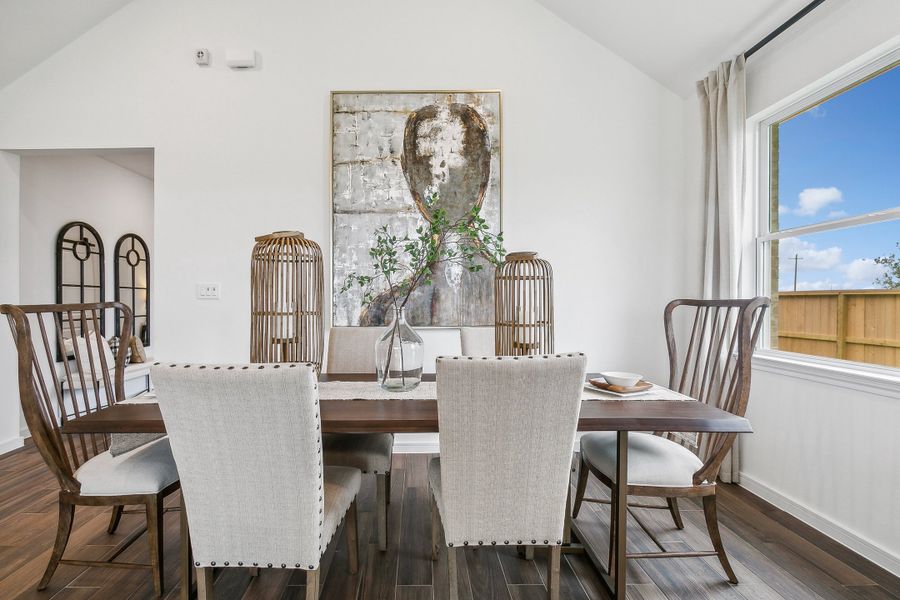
[61,371,751,600]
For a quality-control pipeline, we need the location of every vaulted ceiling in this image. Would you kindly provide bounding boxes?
[0,0,134,90]
[1,0,819,96]
[534,0,816,95]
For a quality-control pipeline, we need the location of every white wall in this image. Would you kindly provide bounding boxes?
[742,367,900,574]
[0,152,21,454]
[18,153,154,308]
[0,0,692,382]
[745,0,900,117]
[738,0,900,575]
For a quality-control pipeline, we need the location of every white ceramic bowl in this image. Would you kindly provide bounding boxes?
[601,371,643,388]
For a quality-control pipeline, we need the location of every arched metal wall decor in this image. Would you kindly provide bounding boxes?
[114,233,150,346]
[56,221,106,334]
[250,231,325,369]
[494,251,554,356]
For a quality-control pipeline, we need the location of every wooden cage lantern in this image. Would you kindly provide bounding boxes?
[250,231,324,368]
[494,251,554,355]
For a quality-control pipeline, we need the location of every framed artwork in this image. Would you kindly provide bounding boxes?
[331,90,502,327]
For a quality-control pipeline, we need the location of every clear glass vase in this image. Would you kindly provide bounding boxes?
[375,308,424,391]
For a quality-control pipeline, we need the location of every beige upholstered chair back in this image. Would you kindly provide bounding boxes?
[459,327,495,356]
[326,327,462,374]
[152,363,326,569]
[326,327,382,373]
[435,353,586,546]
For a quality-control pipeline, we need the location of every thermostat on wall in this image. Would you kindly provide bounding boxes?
[225,50,257,69]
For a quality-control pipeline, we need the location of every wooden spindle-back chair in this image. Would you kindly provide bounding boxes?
[662,297,768,482]
[1,302,179,597]
[572,297,768,584]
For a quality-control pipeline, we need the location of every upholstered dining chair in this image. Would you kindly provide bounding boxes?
[1,302,179,597]
[459,326,495,356]
[324,326,462,551]
[324,327,394,552]
[430,353,587,600]
[152,362,360,600]
[572,297,768,583]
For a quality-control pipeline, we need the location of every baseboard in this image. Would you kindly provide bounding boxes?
[392,442,440,453]
[392,433,439,454]
[0,436,24,456]
[739,473,900,576]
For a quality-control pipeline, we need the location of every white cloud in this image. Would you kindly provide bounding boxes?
[839,258,887,285]
[779,237,842,270]
[778,205,789,215]
[795,187,843,216]
[827,210,848,219]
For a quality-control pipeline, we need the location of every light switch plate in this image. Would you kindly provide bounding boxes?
[196,283,220,299]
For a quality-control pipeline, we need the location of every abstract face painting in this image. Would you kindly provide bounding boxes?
[331,91,501,327]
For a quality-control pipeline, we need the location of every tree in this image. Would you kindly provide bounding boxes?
[874,242,900,289]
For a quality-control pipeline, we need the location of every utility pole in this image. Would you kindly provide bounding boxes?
[791,254,803,291]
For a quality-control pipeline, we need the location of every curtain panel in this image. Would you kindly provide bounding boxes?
[697,55,751,483]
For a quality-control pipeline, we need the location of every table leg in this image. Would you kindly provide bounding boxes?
[613,431,628,597]
[564,433,629,599]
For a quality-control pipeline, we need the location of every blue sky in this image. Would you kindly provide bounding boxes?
[776,64,900,291]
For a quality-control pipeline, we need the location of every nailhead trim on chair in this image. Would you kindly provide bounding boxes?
[169,362,331,572]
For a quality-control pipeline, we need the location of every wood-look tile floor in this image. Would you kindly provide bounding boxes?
[1,448,898,599]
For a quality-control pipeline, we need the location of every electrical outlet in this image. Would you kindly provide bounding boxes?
[196,283,220,299]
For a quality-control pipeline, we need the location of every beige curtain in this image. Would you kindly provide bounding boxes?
[697,55,751,483]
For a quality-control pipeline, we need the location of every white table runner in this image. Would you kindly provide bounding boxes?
[317,380,693,402]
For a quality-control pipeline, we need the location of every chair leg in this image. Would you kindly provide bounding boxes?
[667,497,685,530]
[306,568,320,600]
[385,471,391,504]
[146,496,165,597]
[197,567,215,600]
[572,452,590,519]
[702,494,738,584]
[431,493,440,561]
[376,473,388,552]
[346,499,359,574]
[547,545,561,600]
[107,505,124,534]
[38,500,75,590]
[448,547,460,600]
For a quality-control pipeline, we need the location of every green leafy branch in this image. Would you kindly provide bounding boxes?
[874,242,900,289]
[341,192,505,311]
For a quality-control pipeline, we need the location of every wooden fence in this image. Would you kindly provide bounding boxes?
[776,290,900,368]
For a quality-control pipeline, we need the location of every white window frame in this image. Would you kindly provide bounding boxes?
[749,43,900,391]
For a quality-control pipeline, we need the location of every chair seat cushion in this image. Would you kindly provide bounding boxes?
[322,466,362,546]
[323,433,393,474]
[580,432,704,488]
[75,437,179,496]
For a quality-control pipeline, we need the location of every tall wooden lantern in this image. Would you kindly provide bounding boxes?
[250,231,324,368]
[494,251,554,355]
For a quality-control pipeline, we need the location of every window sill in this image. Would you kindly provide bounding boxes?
[752,350,900,399]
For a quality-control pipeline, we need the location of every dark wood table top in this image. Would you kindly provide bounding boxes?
[61,373,751,435]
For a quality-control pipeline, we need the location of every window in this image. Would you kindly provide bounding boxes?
[759,60,900,369]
